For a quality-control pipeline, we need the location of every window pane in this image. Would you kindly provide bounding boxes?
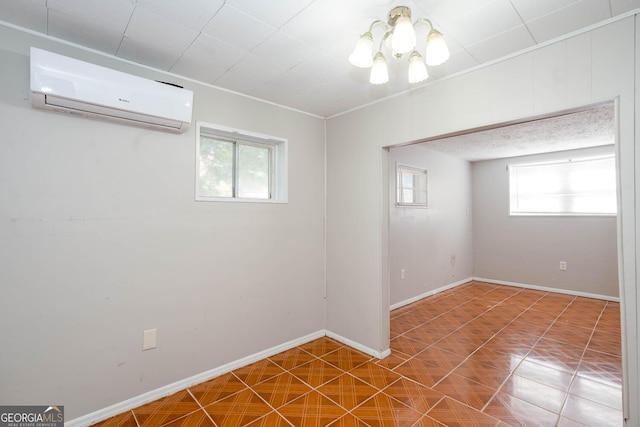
[397,165,428,206]
[238,143,270,199]
[412,173,427,204]
[510,155,616,215]
[402,188,414,203]
[199,137,233,198]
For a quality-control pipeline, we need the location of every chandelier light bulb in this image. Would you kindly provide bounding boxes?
[349,32,374,68]
[407,51,428,83]
[391,14,416,55]
[425,29,450,66]
[369,52,389,84]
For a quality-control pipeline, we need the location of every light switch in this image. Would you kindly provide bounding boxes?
[143,329,157,351]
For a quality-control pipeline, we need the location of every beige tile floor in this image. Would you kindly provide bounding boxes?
[93,281,623,426]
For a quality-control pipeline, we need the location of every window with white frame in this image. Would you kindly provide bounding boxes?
[396,163,428,206]
[508,154,616,216]
[196,122,287,202]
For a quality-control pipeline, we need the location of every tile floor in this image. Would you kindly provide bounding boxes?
[93,281,623,427]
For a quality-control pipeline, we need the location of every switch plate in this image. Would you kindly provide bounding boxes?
[400,269,405,279]
[143,329,157,351]
[559,261,567,271]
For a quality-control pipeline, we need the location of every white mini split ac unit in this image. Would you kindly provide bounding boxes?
[30,47,193,133]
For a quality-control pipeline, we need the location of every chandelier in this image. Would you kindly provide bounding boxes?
[348,6,450,85]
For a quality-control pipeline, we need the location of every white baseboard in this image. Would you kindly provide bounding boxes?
[69,275,612,427]
[66,330,326,427]
[473,277,620,302]
[389,277,473,311]
[325,330,391,359]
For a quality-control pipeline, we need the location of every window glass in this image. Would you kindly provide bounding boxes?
[198,137,233,198]
[196,122,287,203]
[237,143,271,199]
[509,154,616,216]
[397,164,428,206]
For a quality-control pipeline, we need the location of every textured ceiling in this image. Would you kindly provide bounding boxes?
[1,1,639,117]
[419,103,615,161]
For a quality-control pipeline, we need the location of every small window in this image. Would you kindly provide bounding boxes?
[509,154,616,216]
[196,122,287,202]
[397,163,428,206]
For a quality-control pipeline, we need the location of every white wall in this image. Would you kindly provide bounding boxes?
[389,145,473,307]
[0,26,326,419]
[325,118,390,356]
[472,146,618,297]
[326,16,638,424]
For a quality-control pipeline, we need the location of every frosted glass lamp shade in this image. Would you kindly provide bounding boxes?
[369,52,389,84]
[349,32,374,68]
[407,51,428,83]
[425,29,450,66]
[391,15,416,55]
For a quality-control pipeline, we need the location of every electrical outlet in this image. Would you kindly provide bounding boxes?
[559,261,567,271]
[400,269,405,279]
[143,329,157,351]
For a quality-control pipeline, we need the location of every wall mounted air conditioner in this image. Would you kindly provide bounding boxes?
[30,47,193,133]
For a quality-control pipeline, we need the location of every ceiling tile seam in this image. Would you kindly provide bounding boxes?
[463,49,481,64]
[508,0,538,43]
[247,37,322,90]
[0,19,323,120]
[522,0,602,25]
[185,36,251,81]
[448,0,501,22]
[10,0,637,118]
[200,4,280,61]
[410,10,464,58]
[193,1,226,33]
[272,0,316,30]
[167,33,204,73]
[465,22,534,53]
[258,66,305,96]
[149,0,228,73]
[327,9,640,120]
[248,31,281,57]
[214,29,312,88]
[114,4,137,59]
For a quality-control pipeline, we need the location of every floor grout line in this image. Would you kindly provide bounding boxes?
[185,389,218,427]
[130,410,141,427]
[392,285,591,421]
[555,300,612,423]
[92,282,622,427]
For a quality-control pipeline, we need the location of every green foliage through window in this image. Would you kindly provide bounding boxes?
[196,123,287,203]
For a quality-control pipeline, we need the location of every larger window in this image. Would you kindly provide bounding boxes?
[509,154,616,216]
[196,122,287,202]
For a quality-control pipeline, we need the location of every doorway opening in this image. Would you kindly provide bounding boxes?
[384,101,624,425]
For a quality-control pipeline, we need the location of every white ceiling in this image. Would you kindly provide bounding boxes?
[419,103,615,161]
[1,0,639,118]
